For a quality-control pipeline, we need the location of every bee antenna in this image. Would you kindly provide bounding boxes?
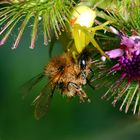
[86,78,95,90]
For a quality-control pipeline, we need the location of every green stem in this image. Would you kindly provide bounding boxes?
[0,16,22,46]
[13,13,32,49]
[30,12,39,49]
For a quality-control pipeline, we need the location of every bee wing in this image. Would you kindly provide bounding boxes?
[21,73,45,99]
[32,69,64,120]
[32,82,56,120]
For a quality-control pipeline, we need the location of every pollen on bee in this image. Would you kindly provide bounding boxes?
[44,51,92,101]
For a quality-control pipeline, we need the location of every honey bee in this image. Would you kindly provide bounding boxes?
[23,50,93,119]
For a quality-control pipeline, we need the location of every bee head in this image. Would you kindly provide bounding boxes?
[78,49,91,70]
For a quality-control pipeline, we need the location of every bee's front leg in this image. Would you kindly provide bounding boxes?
[67,82,90,102]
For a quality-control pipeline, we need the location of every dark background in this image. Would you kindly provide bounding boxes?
[0,20,140,140]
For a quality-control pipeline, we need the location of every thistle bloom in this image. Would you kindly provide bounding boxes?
[100,33,140,115]
[0,0,74,49]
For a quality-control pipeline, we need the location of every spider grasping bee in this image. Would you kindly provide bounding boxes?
[24,50,94,119]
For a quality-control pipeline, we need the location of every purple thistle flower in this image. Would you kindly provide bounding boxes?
[99,34,140,115]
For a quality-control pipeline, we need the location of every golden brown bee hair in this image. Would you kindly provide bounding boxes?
[23,49,94,119]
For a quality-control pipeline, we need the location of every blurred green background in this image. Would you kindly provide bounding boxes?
[0,23,140,140]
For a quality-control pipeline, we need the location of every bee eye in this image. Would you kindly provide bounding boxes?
[80,59,86,69]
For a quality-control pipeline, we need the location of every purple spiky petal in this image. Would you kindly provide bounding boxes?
[100,34,140,115]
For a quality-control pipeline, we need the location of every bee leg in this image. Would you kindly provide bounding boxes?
[67,82,90,102]
[86,68,95,90]
[89,68,94,80]
[79,89,91,103]
[67,82,78,97]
